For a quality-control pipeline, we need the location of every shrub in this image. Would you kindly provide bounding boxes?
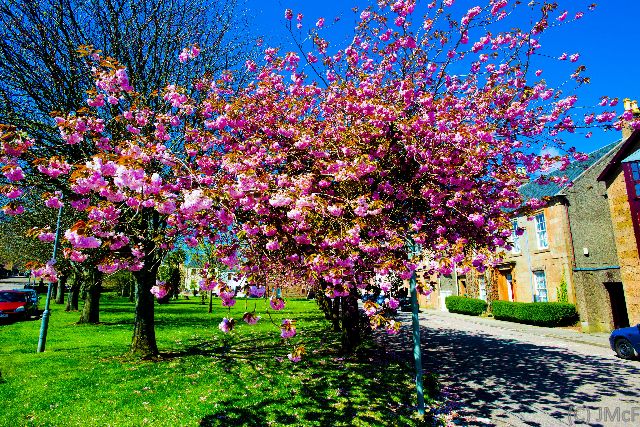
[445,296,487,316]
[492,300,578,327]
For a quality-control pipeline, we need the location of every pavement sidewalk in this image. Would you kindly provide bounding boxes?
[417,309,611,349]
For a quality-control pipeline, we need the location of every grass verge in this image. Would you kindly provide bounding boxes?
[0,294,439,426]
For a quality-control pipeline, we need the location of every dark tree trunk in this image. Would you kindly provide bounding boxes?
[78,270,102,324]
[330,297,341,332]
[128,280,135,302]
[340,291,361,353]
[208,290,213,313]
[131,262,160,358]
[55,275,66,305]
[66,280,80,312]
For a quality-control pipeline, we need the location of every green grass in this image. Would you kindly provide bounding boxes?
[0,294,436,426]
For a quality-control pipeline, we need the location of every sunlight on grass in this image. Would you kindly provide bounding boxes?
[0,295,436,426]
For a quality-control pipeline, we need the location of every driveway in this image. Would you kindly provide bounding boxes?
[388,310,640,426]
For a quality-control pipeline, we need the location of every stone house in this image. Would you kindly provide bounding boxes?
[450,141,621,318]
[597,127,640,328]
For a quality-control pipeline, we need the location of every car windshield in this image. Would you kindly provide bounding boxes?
[0,292,27,303]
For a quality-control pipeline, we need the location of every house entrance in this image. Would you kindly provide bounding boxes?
[605,282,630,329]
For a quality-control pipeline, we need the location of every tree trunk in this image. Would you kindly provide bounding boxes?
[78,270,102,324]
[208,290,213,313]
[131,263,160,358]
[128,280,135,302]
[331,296,341,332]
[55,274,66,304]
[340,291,361,353]
[66,280,80,312]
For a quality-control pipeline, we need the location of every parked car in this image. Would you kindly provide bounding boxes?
[609,324,640,360]
[16,288,39,310]
[0,290,38,321]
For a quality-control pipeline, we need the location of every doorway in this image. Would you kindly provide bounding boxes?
[605,282,630,329]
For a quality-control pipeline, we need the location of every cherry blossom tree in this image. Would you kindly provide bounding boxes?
[207,0,639,345]
[3,0,639,360]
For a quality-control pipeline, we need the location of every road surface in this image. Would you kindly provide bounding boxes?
[390,310,640,426]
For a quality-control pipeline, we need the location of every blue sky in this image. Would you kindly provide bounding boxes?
[244,1,639,153]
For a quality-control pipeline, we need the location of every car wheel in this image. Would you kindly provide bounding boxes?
[615,338,637,360]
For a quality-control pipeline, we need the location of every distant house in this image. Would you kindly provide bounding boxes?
[442,138,623,330]
[597,128,640,328]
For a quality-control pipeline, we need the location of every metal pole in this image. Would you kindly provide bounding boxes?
[37,201,64,353]
[410,269,425,415]
[407,240,425,416]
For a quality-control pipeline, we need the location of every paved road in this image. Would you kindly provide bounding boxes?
[0,277,31,291]
[389,310,640,426]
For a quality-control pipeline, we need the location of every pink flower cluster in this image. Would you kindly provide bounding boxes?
[280,319,297,339]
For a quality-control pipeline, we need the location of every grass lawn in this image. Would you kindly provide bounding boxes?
[0,294,440,426]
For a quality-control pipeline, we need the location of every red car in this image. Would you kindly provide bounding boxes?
[0,290,37,321]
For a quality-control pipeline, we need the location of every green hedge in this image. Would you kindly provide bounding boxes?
[491,300,578,327]
[445,296,487,316]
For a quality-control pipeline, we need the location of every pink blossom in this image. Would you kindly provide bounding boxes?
[38,232,56,243]
[2,204,24,215]
[64,229,102,249]
[270,296,285,310]
[4,166,24,182]
[386,320,401,335]
[219,317,235,333]
[242,312,260,325]
[249,285,266,298]
[386,297,400,310]
[67,250,88,263]
[280,319,296,338]
[284,9,293,20]
[150,284,168,299]
[4,187,23,199]
[468,213,485,227]
[32,261,58,283]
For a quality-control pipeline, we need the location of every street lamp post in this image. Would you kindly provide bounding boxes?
[37,201,64,353]
[407,239,425,416]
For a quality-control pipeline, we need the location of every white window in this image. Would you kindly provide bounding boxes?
[511,220,521,254]
[478,276,487,301]
[533,271,548,302]
[534,213,549,249]
[506,273,514,301]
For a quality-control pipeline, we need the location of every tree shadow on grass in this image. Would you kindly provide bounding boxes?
[196,345,432,427]
[382,312,640,426]
[156,326,434,426]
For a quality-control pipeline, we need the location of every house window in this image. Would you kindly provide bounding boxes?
[506,273,514,301]
[534,213,549,249]
[629,161,640,197]
[533,271,548,302]
[511,220,521,254]
[478,276,487,301]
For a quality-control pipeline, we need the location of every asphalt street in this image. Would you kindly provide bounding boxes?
[387,310,640,427]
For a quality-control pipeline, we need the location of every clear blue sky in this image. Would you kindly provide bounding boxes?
[244,1,640,152]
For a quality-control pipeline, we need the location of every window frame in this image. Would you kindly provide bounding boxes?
[533,270,548,302]
[510,219,521,254]
[534,212,549,250]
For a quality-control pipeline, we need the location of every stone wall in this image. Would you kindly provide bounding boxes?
[605,163,640,326]
[563,143,621,331]
[504,201,575,304]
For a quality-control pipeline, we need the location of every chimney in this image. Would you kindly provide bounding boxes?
[516,166,529,184]
[622,98,640,141]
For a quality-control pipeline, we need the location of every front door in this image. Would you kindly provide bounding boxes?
[605,282,630,329]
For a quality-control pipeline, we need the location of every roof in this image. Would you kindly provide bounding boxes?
[622,150,640,163]
[598,129,640,181]
[519,139,621,201]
